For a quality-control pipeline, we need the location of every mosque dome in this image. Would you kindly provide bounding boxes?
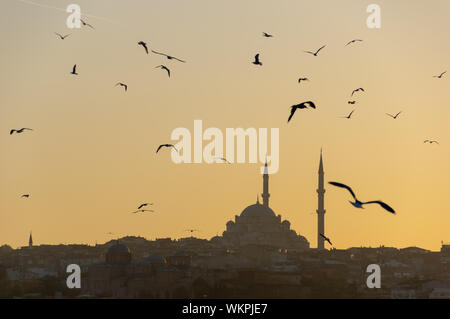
[240,203,276,218]
[105,241,132,264]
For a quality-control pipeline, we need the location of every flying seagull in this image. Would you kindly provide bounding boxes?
[351,88,365,96]
[348,101,356,105]
[55,32,71,40]
[10,128,33,135]
[214,157,231,164]
[138,41,149,54]
[320,233,333,246]
[424,140,439,144]
[262,32,273,38]
[298,77,309,83]
[70,64,78,75]
[155,65,170,77]
[386,111,402,119]
[252,54,262,66]
[287,101,316,123]
[80,19,94,29]
[137,203,153,209]
[151,50,185,63]
[21,194,30,198]
[131,209,154,214]
[342,110,355,119]
[346,39,363,46]
[304,45,326,56]
[156,144,178,153]
[328,181,396,214]
[433,71,446,78]
[185,229,199,233]
[115,82,128,92]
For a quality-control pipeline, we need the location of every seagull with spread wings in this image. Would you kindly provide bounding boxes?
[304,45,326,56]
[252,54,262,66]
[156,144,178,153]
[115,82,128,92]
[137,203,153,209]
[386,111,402,119]
[298,77,309,83]
[433,71,446,78]
[10,128,33,135]
[348,101,356,105]
[320,233,333,246]
[262,32,273,38]
[287,101,316,123]
[328,181,396,214]
[155,65,171,77]
[55,32,71,40]
[214,157,231,164]
[131,209,154,214]
[424,140,439,145]
[351,88,364,96]
[80,19,94,29]
[21,194,30,198]
[346,39,363,46]
[151,50,186,63]
[342,110,355,119]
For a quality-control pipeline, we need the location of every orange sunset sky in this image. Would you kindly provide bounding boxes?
[0,0,449,250]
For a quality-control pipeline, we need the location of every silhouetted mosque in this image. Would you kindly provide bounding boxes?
[221,159,313,250]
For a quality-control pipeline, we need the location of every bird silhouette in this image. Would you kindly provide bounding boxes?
[214,157,231,164]
[351,88,364,96]
[80,19,94,29]
[342,110,355,119]
[252,54,262,66]
[151,50,185,63]
[138,41,149,54]
[155,65,170,77]
[262,32,273,38]
[304,45,326,56]
[55,32,71,40]
[424,140,439,145]
[287,101,316,123]
[348,101,356,105]
[386,111,402,119]
[433,71,446,78]
[70,64,78,75]
[328,181,396,214]
[137,203,153,209]
[346,39,363,46]
[10,128,33,135]
[320,233,333,246]
[115,82,128,92]
[185,229,199,233]
[131,209,154,214]
[156,144,178,153]
[298,77,309,83]
[21,194,30,198]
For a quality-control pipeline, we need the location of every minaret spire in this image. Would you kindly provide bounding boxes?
[317,149,326,249]
[261,157,270,207]
[29,231,33,248]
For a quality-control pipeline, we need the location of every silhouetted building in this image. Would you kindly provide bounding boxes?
[28,232,33,248]
[222,161,309,250]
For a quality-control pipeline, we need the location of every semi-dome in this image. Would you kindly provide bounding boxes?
[107,243,130,254]
[105,241,132,264]
[240,203,276,217]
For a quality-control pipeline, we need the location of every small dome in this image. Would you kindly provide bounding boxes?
[107,243,130,254]
[240,203,275,217]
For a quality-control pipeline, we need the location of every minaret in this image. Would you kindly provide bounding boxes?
[261,159,270,207]
[316,149,326,250]
[28,231,33,248]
